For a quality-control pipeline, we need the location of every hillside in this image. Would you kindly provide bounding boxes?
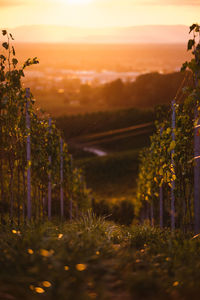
[56,108,155,211]
[8,24,189,44]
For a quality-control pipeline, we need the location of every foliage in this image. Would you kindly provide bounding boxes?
[136,24,200,230]
[92,198,135,226]
[0,31,90,223]
[57,108,154,215]
[1,219,200,299]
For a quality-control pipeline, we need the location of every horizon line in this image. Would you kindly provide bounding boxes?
[2,23,190,30]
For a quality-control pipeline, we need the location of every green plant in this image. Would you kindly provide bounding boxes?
[0,31,91,224]
[136,24,200,231]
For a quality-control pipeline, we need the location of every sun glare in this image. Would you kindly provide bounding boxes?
[65,0,93,4]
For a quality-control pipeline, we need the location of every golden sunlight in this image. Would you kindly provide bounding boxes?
[63,0,93,4]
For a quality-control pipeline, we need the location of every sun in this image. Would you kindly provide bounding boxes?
[66,0,93,4]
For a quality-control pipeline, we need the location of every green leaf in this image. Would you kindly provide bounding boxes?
[195,25,200,32]
[181,61,188,72]
[12,46,15,56]
[196,44,200,52]
[19,70,24,77]
[2,42,8,50]
[12,58,18,66]
[9,33,14,40]
[188,39,195,50]
[169,140,176,151]
[0,54,6,61]
[33,57,39,65]
[166,127,171,135]
[172,174,176,181]
[189,24,197,33]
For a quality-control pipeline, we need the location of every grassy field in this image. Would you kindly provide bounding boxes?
[76,150,139,199]
[56,108,155,204]
[56,108,154,140]
[1,215,200,300]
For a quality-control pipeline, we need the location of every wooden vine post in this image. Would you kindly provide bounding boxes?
[48,118,52,220]
[150,203,154,227]
[69,155,73,221]
[171,99,176,230]
[194,41,200,233]
[159,128,163,228]
[60,138,64,218]
[26,88,31,220]
[194,104,200,233]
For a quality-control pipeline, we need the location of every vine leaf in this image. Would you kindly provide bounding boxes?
[181,61,188,72]
[188,39,195,51]
[2,42,8,50]
[12,46,15,56]
[9,33,14,40]
[169,140,176,152]
[2,30,7,36]
[12,58,18,67]
[189,24,197,33]
[0,54,6,61]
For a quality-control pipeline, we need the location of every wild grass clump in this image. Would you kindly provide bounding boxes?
[0,213,124,300]
[1,215,200,299]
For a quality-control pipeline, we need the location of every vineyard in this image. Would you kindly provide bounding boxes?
[137,24,200,233]
[2,25,200,300]
[0,30,90,225]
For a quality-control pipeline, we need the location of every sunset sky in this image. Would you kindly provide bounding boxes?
[0,0,199,29]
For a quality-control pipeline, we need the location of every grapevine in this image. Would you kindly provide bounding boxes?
[0,31,90,224]
[137,24,200,232]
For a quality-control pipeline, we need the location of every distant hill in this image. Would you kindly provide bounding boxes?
[6,24,189,44]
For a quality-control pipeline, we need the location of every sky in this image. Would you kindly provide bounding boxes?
[0,0,199,29]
